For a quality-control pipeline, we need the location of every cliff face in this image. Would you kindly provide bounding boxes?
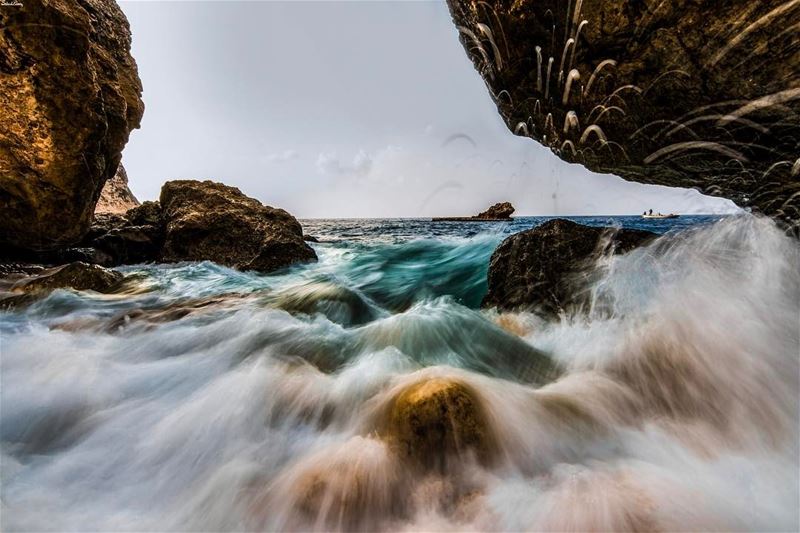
[94,164,140,215]
[0,0,144,250]
[447,0,800,232]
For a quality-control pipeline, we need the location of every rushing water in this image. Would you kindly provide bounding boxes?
[1,215,798,531]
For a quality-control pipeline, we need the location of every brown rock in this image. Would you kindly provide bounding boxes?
[380,377,496,470]
[94,164,140,215]
[483,219,655,316]
[11,262,123,293]
[476,201,514,219]
[447,0,800,233]
[0,0,144,251]
[159,180,317,273]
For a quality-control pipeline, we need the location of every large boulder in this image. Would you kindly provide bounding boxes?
[483,219,655,316]
[446,0,800,233]
[379,377,497,470]
[0,0,144,251]
[159,180,317,273]
[94,163,140,215]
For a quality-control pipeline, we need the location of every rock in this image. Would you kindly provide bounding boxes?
[11,262,123,293]
[447,0,800,233]
[476,202,514,219]
[92,225,161,266]
[0,0,144,251]
[483,219,655,316]
[159,180,317,273]
[303,235,320,243]
[433,202,516,222]
[379,377,496,470]
[88,201,164,265]
[94,164,140,215]
[125,201,162,227]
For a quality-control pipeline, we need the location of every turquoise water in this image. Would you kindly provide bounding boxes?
[1,214,798,531]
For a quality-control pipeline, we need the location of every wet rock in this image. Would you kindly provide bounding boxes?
[380,377,496,469]
[447,0,800,232]
[94,164,140,215]
[303,235,320,243]
[11,262,123,294]
[483,219,655,316]
[159,180,317,273]
[476,202,514,220]
[0,0,144,251]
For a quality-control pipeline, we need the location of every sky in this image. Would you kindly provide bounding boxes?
[119,0,738,218]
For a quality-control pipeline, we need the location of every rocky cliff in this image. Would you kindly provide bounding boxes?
[0,0,144,250]
[447,0,800,233]
[94,164,140,214]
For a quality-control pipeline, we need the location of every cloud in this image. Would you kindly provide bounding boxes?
[265,149,300,163]
[316,149,373,177]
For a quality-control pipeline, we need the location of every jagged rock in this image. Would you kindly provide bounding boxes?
[0,0,144,251]
[92,225,161,266]
[379,377,496,469]
[125,201,162,227]
[483,219,655,316]
[476,202,514,219]
[447,0,800,233]
[159,180,317,273]
[94,164,140,215]
[87,201,163,265]
[433,202,516,221]
[11,262,123,293]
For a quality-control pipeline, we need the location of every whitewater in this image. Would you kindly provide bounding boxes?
[1,214,798,531]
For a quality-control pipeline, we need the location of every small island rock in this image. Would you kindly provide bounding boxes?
[476,202,514,220]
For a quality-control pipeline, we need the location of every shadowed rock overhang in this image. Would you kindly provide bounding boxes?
[447,0,800,233]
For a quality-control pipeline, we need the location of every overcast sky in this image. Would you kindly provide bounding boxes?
[119,1,738,218]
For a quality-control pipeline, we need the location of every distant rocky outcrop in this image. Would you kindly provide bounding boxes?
[159,180,317,273]
[447,0,800,233]
[433,202,515,222]
[0,0,144,251]
[95,164,140,215]
[476,202,514,220]
[483,219,655,317]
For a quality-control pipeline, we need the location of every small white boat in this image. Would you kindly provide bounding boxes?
[641,213,679,219]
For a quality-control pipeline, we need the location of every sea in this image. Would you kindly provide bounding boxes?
[1,214,798,531]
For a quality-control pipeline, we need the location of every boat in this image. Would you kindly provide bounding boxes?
[641,213,679,219]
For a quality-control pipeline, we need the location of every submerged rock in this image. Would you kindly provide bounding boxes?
[0,0,144,251]
[447,0,800,232]
[159,180,317,273]
[483,219,655,316]
[94,164,140,215]
[11,262,123,294]
[380,377,496,469]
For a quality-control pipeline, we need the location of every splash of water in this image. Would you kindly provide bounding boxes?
[1,215,798,531]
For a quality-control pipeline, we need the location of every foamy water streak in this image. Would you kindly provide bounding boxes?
[1,215,797,531]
